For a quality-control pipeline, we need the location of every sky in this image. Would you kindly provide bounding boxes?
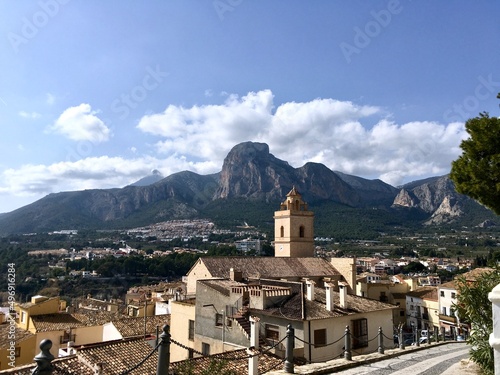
[0,1,499,213]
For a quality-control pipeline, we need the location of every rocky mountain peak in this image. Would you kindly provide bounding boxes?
[424,195,463,225]
[214,142,292,200]
[392,189,417,208]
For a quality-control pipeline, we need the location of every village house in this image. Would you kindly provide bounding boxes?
[170,188,397,363]
[355,273,410,327]
[187,276,395,363]
[406,286,439,332]
[438,267,494,335]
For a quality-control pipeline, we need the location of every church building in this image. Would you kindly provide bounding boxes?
[274,186,315,257]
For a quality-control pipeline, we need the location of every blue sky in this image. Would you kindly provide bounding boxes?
[0,1,499,213]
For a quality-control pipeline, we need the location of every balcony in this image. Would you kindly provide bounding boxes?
[439,314,457,324]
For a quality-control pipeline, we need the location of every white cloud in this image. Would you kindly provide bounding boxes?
[48,103,111,143]
[0,91,469,211]
[0,155,184,199]
[137,89,467,186]
[19,111,41,119]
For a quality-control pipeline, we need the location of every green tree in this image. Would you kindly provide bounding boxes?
[450,111,500,214]
[455,268,500,375]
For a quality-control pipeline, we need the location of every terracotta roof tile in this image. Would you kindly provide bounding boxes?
[77,337,159,374]
[0,324,34,347]
[406,286,438,300]
[258,286,395,321]
[198,257,340,280]
[0,355,94,375]
[170,348,287,375]
[111,315,170,338]
[32,309,130,332]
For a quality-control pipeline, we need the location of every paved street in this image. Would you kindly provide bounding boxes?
[328,343,472,375]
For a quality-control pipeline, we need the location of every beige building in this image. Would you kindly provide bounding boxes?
[356,274,410,327]
[169,298,196,362]
[406,286,439,332]
[0,325,35,370]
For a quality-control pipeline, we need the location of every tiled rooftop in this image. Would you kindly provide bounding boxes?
[170,348,287,375]
[77,337,159,374]
[199,278,395,321]
[111,315,170,338]
[0,355,94,374]
[0,324,34,347]
[461,267,494,281]
[0,337,159,374]
[32,309,130,332]
[258,286,396,321]
[406,286,438,300]
[196,256,340,279]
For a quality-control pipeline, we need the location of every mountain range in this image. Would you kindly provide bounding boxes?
[0,141,497,236]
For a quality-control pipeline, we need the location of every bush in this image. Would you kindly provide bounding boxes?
[455,267,500,375]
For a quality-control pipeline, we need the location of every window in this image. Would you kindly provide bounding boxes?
[188,320,195,341]
[314,329,327,347]
[451,292,456,299]
[188,349,194,359]
[215,313,223,327]
[299,226,305,238]
[15,347,21,358]
[60,331,76,344]
[20,311,26,324]
[379,292,388,303]
[400,310,405,317]
[352,318,368,349]
[202,343,210,356]
[280,226,284,237]
[265,324,280,343]
[440,291,445,297]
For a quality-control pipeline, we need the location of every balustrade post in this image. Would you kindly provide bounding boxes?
[488,283,500,375]
[248,316,260,375]
[377,327,384,354]
[284,324,294,374]
[344,326,352,360]
[399,327,405,349]
[31,339,54,375]
[156,325,170,375]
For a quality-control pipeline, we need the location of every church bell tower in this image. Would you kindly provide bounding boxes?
[274,187,314,257]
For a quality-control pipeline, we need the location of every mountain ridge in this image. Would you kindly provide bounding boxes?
[0,141,496,235]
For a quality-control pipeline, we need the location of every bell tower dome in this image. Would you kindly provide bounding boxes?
[274,187,314,257]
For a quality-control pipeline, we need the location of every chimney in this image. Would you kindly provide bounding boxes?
[339,282,348,309]
[67,341,75,355]
[94,363,103,375]
[230,268,243,282]
[305,279,315,301]
[325,282,335,311]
